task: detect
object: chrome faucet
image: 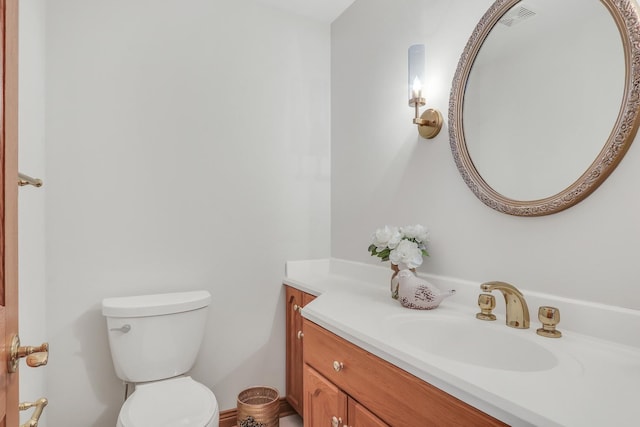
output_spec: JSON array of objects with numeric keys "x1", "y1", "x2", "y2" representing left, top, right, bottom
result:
[{"x1": 480, "y1": 281, "x2": 530, "y2": 329}]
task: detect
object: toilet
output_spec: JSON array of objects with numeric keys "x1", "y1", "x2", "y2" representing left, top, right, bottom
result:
[{"x1": 102, "y1": 290, "x2": 219, "y2": 427}]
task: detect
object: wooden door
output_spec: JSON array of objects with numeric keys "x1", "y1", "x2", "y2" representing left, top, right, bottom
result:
[
  {"x1": 0, "y1": 0, "x2": 20, "y2": 425},
  {"x1": 303, "y1": 365, "x2": 347, "y2": 427}
]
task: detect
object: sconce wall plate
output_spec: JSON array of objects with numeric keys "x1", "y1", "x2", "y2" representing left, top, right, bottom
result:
[{"x1": 416, "y1": 109, "x2": 443, "y2": 139}]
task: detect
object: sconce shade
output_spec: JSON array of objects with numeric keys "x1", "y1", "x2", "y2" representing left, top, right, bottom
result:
[
  {"x1": 408, "y1": 44, "x2": 426, "y2": 103},
  {"x1": 408, "y1": 43, "x2": 442, "y2": 139}
]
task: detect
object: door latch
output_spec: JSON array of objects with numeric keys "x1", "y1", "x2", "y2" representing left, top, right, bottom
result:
[{"x1": 8, "y1": 335, "x2": 49, "y2": 373}]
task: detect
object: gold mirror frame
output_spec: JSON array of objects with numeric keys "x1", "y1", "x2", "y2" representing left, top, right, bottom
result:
[{"x1": 449, "y1": 0, "x2": 640, "y2": 216}]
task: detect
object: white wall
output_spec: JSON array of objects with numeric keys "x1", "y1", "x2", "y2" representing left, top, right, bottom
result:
[
  {"x1": 18, "y1": 0, "x2": 47, "y2": 425},
  {"x1": 331, "y1": 0, "x2": 640, "y2": 310},
  {"x1": 45, "y1": 0, "x2": 330, "y2": 425}
]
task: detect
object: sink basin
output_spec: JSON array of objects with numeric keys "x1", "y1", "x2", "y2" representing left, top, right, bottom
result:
[{"x1": 391, "y1": 316, "x2": 558, "y2": 372}]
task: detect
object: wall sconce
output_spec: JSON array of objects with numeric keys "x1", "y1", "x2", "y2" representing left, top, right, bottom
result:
[{"x1": 408, "y1": 44, "x2": 442, "y2": 139}]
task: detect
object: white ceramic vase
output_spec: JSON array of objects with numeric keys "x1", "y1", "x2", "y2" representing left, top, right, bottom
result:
[{"x1": 390, "y1": 263, "x2": 414, "y2": 299}]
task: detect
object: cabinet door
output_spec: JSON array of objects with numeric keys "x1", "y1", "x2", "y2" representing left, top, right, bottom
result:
[
  {"x1": 286, "y1": 286, "x2": 304, "y2": 414},
  {"x1": 304, "y1": 365, "x2": 347, "y2": 427},
  {"x1": 286, "y1": 286, "x2": 317, "y2": 416},
  {"x1": 348, "y1": 399, "x2": 389, "y2": 427}
]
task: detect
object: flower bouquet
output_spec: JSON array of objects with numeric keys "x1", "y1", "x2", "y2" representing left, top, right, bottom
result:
[{"x1": 368, "y1": 224, "x2": 429, "y2": 270}]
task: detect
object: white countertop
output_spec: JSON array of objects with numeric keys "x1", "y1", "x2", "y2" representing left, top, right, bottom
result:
[{"x1": 283, "y1": 259, "x2": 640, "y2": 427}]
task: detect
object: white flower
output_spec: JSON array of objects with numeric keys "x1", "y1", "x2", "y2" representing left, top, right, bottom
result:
[
  {"x1": 401, "y1": 224, "x2": 429, "y2": 243},
  {"x1": 371, "y1": 225, "x2": 402, "y2": 251},
  {"x1": 369, "y1": 223, "x2": 430, "y2": 265},
  {"x1": 389, "y1": 240, "x2": 424, "y2": 269}
]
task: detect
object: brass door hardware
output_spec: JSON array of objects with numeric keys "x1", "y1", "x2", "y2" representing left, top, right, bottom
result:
[
  {"x1": 331, "y1": 416, "x2": 343, "y2": 427},
  {"x1": 480, "y1": 281, "x2": 530, "y2": 329},
  {"x1": 297, "y1": 331, "x2": 304, "y2": 340},
  {"x1": 8, "y1": 335, "x2": 49, "y2": 373},
  {"x1": 537, "y1": 306, "x2": 562, "y2": 338},
  {"x1": 332, "y1": 361, "x2": 344, "y2": 372},
  {"x1": 19, "y1": 397, "x2": 48, "y2": 427},
  {"x1": 475, "y1": 293, "x2": 496, "y2": 321},
  {"x1": 17, "y1": 172, "x2": 43, "y2": 188}
]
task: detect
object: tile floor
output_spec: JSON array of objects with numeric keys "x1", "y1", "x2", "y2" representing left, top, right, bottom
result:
[{"x1": 280, "y1": 414, "x2": 303, "y2": 427}]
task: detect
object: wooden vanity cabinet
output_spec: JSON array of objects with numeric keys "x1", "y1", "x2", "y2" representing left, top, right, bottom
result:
[
  {"x1": 303, "y1": 319, "x2": 507, "y2": 427},
  {"x1": 285, "y1": 286, "x2": 316, "y2": 416}
]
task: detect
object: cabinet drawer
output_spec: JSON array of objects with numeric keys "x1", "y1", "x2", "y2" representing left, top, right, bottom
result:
[{"x1": 303, "y1": 319, "x2": 507, "y2": 427}]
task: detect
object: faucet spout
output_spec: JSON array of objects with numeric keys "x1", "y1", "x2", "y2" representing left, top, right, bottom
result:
[{"x1": 480, "y1": 281, "x2": 530, "y2": 329}]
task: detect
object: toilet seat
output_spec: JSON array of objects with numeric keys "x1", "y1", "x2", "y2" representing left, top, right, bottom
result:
[{"x1": 118, "y1": 376, "x2": 218, "y2": 427}]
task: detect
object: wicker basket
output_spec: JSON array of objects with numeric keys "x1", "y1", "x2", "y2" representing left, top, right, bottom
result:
[{"x1": 237, "y1": 386, "x2": 280, "y2": 427}]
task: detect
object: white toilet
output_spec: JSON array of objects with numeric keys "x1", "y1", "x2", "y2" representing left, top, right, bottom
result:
[{"x1": 102, "y1": 290, "x2": 219, "y2": 427}]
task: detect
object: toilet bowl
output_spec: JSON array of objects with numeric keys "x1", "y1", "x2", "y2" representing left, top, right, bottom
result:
[
  {"x1": 117, "y1": 377, "x2": 219, "y2": 427},
  {"x1": 103, "y1": 291, "x2": 219, "y2": 427}
]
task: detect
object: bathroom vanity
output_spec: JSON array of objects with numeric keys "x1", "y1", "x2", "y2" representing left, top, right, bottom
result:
[
  {"x1": 286, "y1": 285, "x2": 504, "y2": 426},
  {"x1": 283, "y1": 259, "x2": 640, "y2": 426}
]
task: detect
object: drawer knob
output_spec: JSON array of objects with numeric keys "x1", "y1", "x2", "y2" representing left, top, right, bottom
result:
[
  {"x1": 333, "y1": 361, "x2": 344, "y2": 372},
  {"x1": 331, "y1": 416, "x2": 343, "y2": 427},
  {"x1": 297, "y1": 331, "x2": 304, "y2": 340}
]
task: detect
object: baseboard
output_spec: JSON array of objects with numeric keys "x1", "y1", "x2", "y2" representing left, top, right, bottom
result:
[
  {"x1": 278, "y1": 398, "x2": 297, "y2": 418},
  {"x1": 219, "y1": 398, "x2": 297, "y2": 427}
]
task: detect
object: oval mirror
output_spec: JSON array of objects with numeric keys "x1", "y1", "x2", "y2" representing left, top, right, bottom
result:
[{"x1": 449, "y1": 0, "x2": 640, "y2": 216}]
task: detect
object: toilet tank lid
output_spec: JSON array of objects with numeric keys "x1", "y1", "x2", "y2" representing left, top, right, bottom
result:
[{"x1": 102, "y1": 290, "x2": 212, "y2": 318}]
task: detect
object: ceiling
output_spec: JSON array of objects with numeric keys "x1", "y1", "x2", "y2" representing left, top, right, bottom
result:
[{"x1": 253, "y1": 0, "x2": 356, "y2": 22}]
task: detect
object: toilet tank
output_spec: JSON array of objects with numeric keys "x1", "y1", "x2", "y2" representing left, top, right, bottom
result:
[{"x1": 102, "y1": 290, "x2": 212, "y2": 383}]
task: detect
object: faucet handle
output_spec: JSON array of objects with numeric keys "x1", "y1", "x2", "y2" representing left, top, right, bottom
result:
[
  {"x1": 536, "y1": 306, "x2": 562, "y2": 338},
  {"x1": 476, "y1": 294, "x2": 496, "y2": 321}
]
